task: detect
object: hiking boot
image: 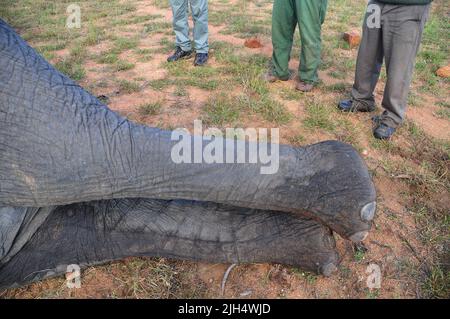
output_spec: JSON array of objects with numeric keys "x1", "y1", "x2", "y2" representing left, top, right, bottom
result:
[
  {"x1": 338, "y1": 99, "x2": 376, "y2": 112},
  {"x1": 373, "y1": 121, "x2": 396, "y2": 140},
  {"x1": 262, "y1": 72, "x2": 289, "y2": 83},
  {"x1": 194, "y1": 53, "x2": 208, "y2": 66},
  {"x1": 167, "y1": 47, "x2": 193, "y2": 62},
  {"x1": 296, "y1": 81, "x2": 314, "y2": 92}
]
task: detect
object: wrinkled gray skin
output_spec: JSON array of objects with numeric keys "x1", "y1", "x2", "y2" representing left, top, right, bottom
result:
[
  {"x1": 0, "y1": 199, "x2": 339, "y2": 289},
  {"x1": 0, "y1": 19, "x2": 375, "y2": 288},
  {"x1": 0, "y1": 20, "x2": 376, "y2": 239}
]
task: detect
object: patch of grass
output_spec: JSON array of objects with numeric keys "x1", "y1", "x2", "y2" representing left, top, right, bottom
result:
[
  {"x1": 303, "y1": 102, "x2": 335, "y2": 132},
  {"x1": 114, "y1": 60, "x2": 135, "y2": 71},
  {"x1": 165, "y1": 61, "x2": 219, "y2": 90},
  {"x1": 354, "y1": 250, "x2": 366, "y2": 263},
  {"x1": 370, "y1": 138, "x2": 396, "y2": 153},
  {"x1": 288, "y1": 134, "x2": 306, "y2": 146},
  {"x1": 113, "y1": 37, "x2": 139, "y2": 53},
  {"x1": 328, "y1": 70, "x2": 347, "y2": 80},
  {"x1": 323, "y1": 82, "x2": 348, "y2": 93},
  {"x1": 118, "y1": 79, "x2": 141, "y2": 93},
  {"x1": 302, "y1": 272, "x2": 318, "y2": 285},
  {"x1": 37, "y1": 42, "x2": 67, "y2": 52},
  {"x1": 415, "y1": 8, "x2": 450, "y2": 94},
  {"x1": 55, "y1": 58, "x2": 85, "y2": 81},
  {"x1": 142, "y1": 21, "x2": 172, "y2": 35},
  {"x1": 220, "y1": 14, "x2": 270, "y2": 38},
  {"x1": 291, "y1": 268, "x2": 318, "y2": 284},
  {"x1": 243, "y1": 95, "x2": 292, "y2": 124},
  {"x1": 365, "y1": 289, "x2": 380, "y2": 299},
  {"x1": 422, "y1": 264, "x2": 450, "y2": 299},
  {"x1": 97, "y1": 52, "x2": 119, "y2": 64},
  {"x1": 279, "y1": 87, "x2": 304, "y2": 101},
  {"x1": 159, "y1": 37, "x2": 175, "y2": 52},
  {"x1": 135, "y1": 48, "x2": 154, "y2": 62},
  {"x1": 69, "y1": 43, "x2": 88, "y2": 63},
  {"x1": 138, "y1": 101, "x2": 163, "y2": 116},
  {"x1": 82, "y1": 24, "x2": 105, "y2": 46},
  {"x1": 435, "y1": 107, "x2": 450, "y2": 120},
  {"x1": 185, "y1": 78, "x2": 219, "y2": 90},
  {"x1": 202, "y1": 93, "x2": 241, "y2": 126},
  {"x1": 152, "y1": 0, "x2": 170, "y2": 9},
  {"x1": 149, "y1": 78, "x2": 174, "y2": 90},
  {"x1": 173, "y1": 86, "x2": 188, "y2": 97}
]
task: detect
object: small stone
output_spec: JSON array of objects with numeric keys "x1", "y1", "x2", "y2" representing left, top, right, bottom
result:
[
  {"x1": 436, "y1": 65, "x2": 450, "y2": 78},
  {"x1": 362, "y1": 149, "x2": 369, "y2": 157},
  {"x1": 343, "y1": 30, "x2": 361, "y2": 48},
  {"x1": 244, "y1": 37, "x2": 263, "y2": 49},
  {"x1": 240, "y1": 290, "x2": 252, "y2": 297}
]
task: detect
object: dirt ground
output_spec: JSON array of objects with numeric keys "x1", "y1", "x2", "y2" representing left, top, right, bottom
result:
[{"x1": 0, "y1": 0, "x2": 449, "y2": 299}]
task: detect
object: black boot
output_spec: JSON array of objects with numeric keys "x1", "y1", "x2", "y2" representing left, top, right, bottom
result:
[
  {"x1": 194, "y1": 53, "x2": 208, "y2": 66},
  {"x1": 167, "y1": 47, "x2": 193, "y2": 62}
]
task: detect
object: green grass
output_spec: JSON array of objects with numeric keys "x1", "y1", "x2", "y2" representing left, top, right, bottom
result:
[
  {"x1": 114, "y1": 60, "x2": 135, "y2": 71},
  {"x1": 82, "y1": 24, "x2": 106, "y2": 46},
  {"x1": 415, "y1": 7, "x2": 450, "y2": 94},
  {"x1": 422, "y1": 263, "x2": 450, "y2": 299},
  {"x1": 113, "y1": 37, "x2": 139, "y2": 52},
  {"x1": 241, "y1": 94, "x2": 292, "y2": 124},
  {"x1": 149, "y1": 78, "x2": 175, "y2": 90},
  {"x1": 303, "y1": 101, "x2": 335, "y2": 132},
  {"x1": 202, "y1": 93, "x2": 242, "y2": 126},
  {"x1": 118, "y1": 79, "x2": 141, "y2": 93},
  {"x1": 138, "y1": 101, "x2": 163, "y2": 116},
  {"x1": 173, "y1": 86, "x2": 188, "y2": 97},
  {"x1": 55, "y1": 58, "x2": 85, "y2": 81},
  {"x1": 142, "y1": 21, "x2": 172, "y2": 35},
  {"x1": 354, "y1": 249, "x2": 366, "y2": 263}
]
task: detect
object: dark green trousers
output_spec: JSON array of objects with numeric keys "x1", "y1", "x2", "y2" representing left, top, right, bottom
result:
[{"x1": 271, "y1": 0, "x2": 328, "y2": 83}]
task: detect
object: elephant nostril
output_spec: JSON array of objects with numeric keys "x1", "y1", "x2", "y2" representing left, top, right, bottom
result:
[{"x1": 360, "y1": 201, "x2": 376, "y2": 222}]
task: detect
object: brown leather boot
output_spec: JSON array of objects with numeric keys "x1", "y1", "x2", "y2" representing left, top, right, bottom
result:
[
  {"x1": 262, "y1": 72, "x2": 289, "y2": 83},
  {"x1": 296, "y1": 80, "x2": 314, "y2": 92}
]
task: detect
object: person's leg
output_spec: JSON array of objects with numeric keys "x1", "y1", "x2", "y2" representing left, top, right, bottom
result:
[
  {"x1": 271, "y1": 0, "x2": 297, "y2": 80},
  {"x1": 190, "y1": 0, "x2": 209, "y2": 54},
  {"x1": 349, "y1": 1, "x2": 384, "y2": 111},
  {"x1": 296, "y1": 0, "x2": 328, "y2": 85},
  {"x1": 170, "y1": 0, "x2": 191, "y2": 52},
  {"x1": 379, "y1": 4, "x2": 430, "y2": 129}
]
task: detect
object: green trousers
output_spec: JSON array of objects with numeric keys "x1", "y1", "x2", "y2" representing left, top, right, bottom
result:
[{"x1": 271, "y1": 0, "x2": 328, "y2": 83}]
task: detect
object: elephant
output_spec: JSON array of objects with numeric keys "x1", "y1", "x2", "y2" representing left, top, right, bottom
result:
[{"x1": 0, "y1": 19, "x2": 376, "y2": 289}]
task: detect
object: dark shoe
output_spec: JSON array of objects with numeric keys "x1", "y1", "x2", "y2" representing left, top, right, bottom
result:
[
  {"x1": 167, "y1": 47, "x2": 193, "y2": 62},
  {"x1": 373, "y1": 122, "x2": 396, "y2": 140},
  {"x1": 296, "y1": 81, "x2": 314, "y2": 92},
  {"x1": 194, "y1": 53, "x2": 208, "y2": 66},
  {"x1": 262, "y1": 72, "x2": 289, "y2": 83},
  {"x1": 338, "y1": 99, "x2": 376, "y2": 112}
]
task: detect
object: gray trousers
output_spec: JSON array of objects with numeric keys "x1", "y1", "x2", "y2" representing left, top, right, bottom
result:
[
  {"x1": 351, "y1": 2, "x2": 430, "y2": 128},
  {"x1": 170, "y1": 0, "x2": 209, "y2": 53}
]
